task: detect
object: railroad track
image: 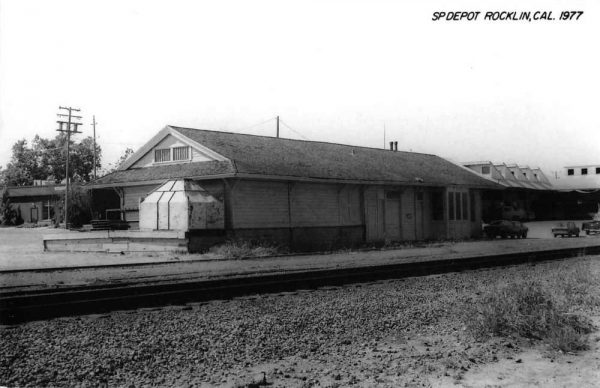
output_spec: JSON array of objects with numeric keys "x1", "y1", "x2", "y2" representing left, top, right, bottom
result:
[{"x1": 2, "y1": 245, "x2": 600, "y2": 324}]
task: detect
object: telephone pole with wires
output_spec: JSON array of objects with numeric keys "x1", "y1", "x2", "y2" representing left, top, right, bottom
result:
[
  {"x1": 91, "y1": 115, "x2": 98, "y2": 180},
  {"x1": 56, "y1": 106, "x2": 82, "y2": 229}
]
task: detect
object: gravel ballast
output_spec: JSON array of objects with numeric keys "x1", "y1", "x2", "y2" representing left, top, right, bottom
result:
[{"x1": 2, "y1": 256, "x2": 599, "y2": 387}]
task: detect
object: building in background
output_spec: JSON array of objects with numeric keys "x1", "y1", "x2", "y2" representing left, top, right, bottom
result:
[
  {"x1": 2, "y1": 183, "x2": 64, "y2": 224},
  {"x1": 547, "y1": 164, "x2": 600, "y2": 220},
  {"x1": 462, "y1": 161, "x2": 553, "y2": 222}
]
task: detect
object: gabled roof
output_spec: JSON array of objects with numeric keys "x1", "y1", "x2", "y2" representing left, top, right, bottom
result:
[{"x1": 90, "y1": 126, "x2": 501, "y2": 189}]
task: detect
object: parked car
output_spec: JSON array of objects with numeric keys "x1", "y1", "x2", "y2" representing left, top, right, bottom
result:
[
  {"x1": 582, "y1": 220, "x2": 600, "y2": 235},
  {"x1": 483, "y1": 220, "x2": 528, "y2": 239},
  {"x1": 552, "y1": 222, "x2": 580, "y2": 238}
]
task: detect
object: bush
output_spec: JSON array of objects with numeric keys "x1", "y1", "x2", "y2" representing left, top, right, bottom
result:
[
  {"x1": 209, "y1": 240, "x2": 281, "y2": 260},
  {"x1": 467, "y1": 277, "x2": 596, "y2": 352},
  {"x1": 52, "y1": 185, "x2": 93, "y2": 228},
  {"x1": 0, "y1": 187, "x2": 22, "y2": 226}
]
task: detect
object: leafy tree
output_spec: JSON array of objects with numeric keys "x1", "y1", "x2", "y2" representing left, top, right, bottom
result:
[
  {"x1": 101, "y1": 147, "x2": 134, "y2": 174},
  {"x1": 1, "y1": 135, "x2": 102, "y2": 185}
]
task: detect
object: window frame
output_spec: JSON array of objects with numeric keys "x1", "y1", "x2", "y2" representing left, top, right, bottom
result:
[
  {"x1": 172, "y1": 146, "x2": 190, "y2": 161},
  {"x1": 154, "y1": 148, "x2": 171, "y2": 163}
]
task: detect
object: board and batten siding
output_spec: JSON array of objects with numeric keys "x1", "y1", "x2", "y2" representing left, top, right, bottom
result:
[
  {"x1": 290, "y1": 184, "x2": 361, "y2": 227},
  {"x1": 231, "y1": 180, "x2": 289, "y2": 228},
  {"x1": 230, "y1": 180, "x2": 362, "y2": 229},
  {"x1": 364, "y1": 187, "x2": 385, "y2": 241}
]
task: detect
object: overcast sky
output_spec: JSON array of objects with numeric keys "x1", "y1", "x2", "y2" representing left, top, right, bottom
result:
[{"x1": 1, "y1": 0, "x2": 598, "y2": 177}]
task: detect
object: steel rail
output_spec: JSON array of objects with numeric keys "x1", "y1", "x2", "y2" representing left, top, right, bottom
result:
[{"x1": 2, "y1": 245, "x2": 600, "y2": 324}]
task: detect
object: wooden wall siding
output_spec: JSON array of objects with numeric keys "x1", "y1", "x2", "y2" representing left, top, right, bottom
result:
[
  {"x1": 231, "y1": 180, "x2": 289, "y2": 228},
  {"x1": 470, "y1": 190, "x2": 483, "y2": 237},
  {"x1": 230, "y1": 181, "x2": 362, "y2": 229},
  {"x1": 123, "y1": 184, "x2": 159, "y2": 222},
  {"x1": 400, "y1": 188, "x2": 416, "y2": 241},
  {"x1": 364, "y1": 187, "x2": 385, "y2": 242},
  {"x1": 338, "y1": 185, "x2": 362, "y2": 225},
  {"x1": 290, "y1": 183, "x2": 360, "y2": 227},
  {"x1": 131, "y1": 134, "x2": 213, "y2": 168}
]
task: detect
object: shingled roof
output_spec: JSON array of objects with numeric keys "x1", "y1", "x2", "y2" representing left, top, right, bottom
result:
[{"x1": 91, "y1": 126, "x2": 500, "y2": 189}]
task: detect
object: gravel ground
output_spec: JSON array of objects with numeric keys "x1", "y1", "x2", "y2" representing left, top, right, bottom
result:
[{"x1": 2, "y1": 256, "x2": 600, "y2": 387}]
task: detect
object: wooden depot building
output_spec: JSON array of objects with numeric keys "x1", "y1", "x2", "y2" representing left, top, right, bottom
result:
[{"x1": 87, "y1": 126, "x2": 500, "y2": 251}]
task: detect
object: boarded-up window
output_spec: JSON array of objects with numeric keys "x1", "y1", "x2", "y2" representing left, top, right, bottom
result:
[
  {"x1": 448, "y1": 192, "x2": 455, "y2": 221},
  {"x1": 154, "y1": 148, "x2": 170, "y2": 163},
  {"x1": 173, "y1": 146, "x2": 190, "y2": 161},
  {"x1": 432, "y1": 190, "x2": 444, "y2": 220}
]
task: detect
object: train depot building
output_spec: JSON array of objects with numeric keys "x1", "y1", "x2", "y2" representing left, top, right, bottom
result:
[{"x1": 80, "y1": 126, "x2": 500, "y2": 252}]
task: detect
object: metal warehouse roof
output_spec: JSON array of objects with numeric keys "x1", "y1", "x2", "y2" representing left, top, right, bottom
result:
[{"x1": 91, "y1": 126, "x2": 501, "y2": 189}]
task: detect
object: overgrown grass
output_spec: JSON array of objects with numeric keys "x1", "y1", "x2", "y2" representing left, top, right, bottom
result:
[
  {"x1": 209, "y1": 240, "x2": 281, "y2": 260},
  {"x1": 466, "y1": 261, "x2": 599, "y2": 352}
]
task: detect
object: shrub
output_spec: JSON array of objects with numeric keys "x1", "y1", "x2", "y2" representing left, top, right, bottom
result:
[
  {"x1": 467, "y1": 277, "x2": 596, "y2": 352},
  {"x1": 209, "y1": 240, "x2": 281, "y2": 260},
  {"x1": 67, "y1": 185, "x2": 93, "y2": 227},
  {"x1": 0, "y1": 187, "x2": 21, "y2": 226}
]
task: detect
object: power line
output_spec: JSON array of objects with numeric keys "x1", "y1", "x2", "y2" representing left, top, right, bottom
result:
[
  {"x1": 233, "y1": 117, "x2": 277, "y2": 133},
  {"x1": 279, "y1": 119, "x2": 310, "y2": 141}
]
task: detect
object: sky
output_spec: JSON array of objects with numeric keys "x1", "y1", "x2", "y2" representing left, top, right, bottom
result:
[{"x1": 1, "y1": 0, "x2": 598, "y2": 178}]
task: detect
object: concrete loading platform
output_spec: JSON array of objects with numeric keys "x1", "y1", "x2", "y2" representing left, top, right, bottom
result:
[{"x1": 43, "y1": 230, "x2": 188, "y2": 253}]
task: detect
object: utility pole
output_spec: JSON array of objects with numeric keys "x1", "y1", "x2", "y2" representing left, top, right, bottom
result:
[
  {"x1": 92, "y1": 115, "x2": 97, "y2": 180},
  {"x1": 57, "y1": 106, "x2": 82, "y2": 229},
  {"x1": 276, "y1": 116, "x2": 280, "y2": 138}
]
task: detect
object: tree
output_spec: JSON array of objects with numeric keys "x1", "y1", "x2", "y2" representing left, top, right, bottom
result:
[
  {"x1": 1, "y1": 135, "x2": 102, "y2": 185},
  {"x1": 101, "y1": 147, "x2": 134, "y2": 175}
]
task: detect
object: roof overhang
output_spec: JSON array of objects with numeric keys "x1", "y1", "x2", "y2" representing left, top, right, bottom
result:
[{"x1": 87, "y1": 171, "x2": 501, "y2": 190}]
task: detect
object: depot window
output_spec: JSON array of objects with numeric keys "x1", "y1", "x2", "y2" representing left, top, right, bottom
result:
[
  {"x1": 596, "y1": 167, "x2": 600, "y2": 174},
  {"x1": 154, "y1": 148, "x2": 171, "y2": 163},
  {"x1": 567, "y1": 169, "x2": 574, "y2": 176},
  {"x1": 481, "y1": 166, "x2": 490, "y2": 174},
  {"x1": 581, "y1": 168, "x2": 588, "y2": 175},
  {"x1": 173, "y1": 146, "x2": 190, "y2": 161}
]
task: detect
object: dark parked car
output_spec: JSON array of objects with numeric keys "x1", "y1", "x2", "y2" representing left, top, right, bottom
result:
[
  {"x1": 582, "y1": 220, "x2": 600, "y2": 235},
  {"x1": 483, "y1": 220, "x2": 528, "y2": 239}
]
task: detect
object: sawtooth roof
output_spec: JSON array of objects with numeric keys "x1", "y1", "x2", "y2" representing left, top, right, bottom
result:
[{"x1": 91, "y1": 126, "x2": 501, "y2": 189}]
